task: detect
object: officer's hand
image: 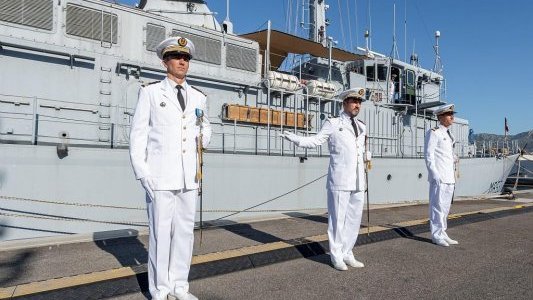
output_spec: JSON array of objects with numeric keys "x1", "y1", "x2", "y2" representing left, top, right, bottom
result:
[
  {"x1": 281, "y1": 130, "x2": 297, "y2": 142},
  {"x1": 432, "y1": 177, "x2": 441, "y2": 184},
  {"x1": 364, "y1": 151, "x2": 372, "y2": 162},
  {"x1": 140, "y1": 177, "x2": 155, "y2": 201}
]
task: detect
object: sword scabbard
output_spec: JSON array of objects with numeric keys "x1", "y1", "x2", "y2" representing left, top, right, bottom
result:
[{"x1": 196, "y1": 133, "x2": 203, "y2": 181}]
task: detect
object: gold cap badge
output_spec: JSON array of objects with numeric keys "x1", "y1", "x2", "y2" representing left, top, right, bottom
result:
[{"x1": 178, "y1": 37, "x2": 187, "y2": 47}]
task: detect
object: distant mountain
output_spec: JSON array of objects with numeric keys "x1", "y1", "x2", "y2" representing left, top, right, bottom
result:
[{"x1": 473, "y1": 130, "x2": 533, "y2": 152}]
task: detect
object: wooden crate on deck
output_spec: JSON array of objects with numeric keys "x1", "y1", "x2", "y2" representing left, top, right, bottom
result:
[
  {"x1": 225, "y1": 104, "x2": 312, "y2": 128},
  {"x1": 271, "y1": 110, "x2": 281, "y2": 125},
  {"x1": 225, "y1": 104, "x2": 240, "y2": 121},
  {"x1": 238, "y1": 105, "x2": 250, "y2": 122},
  {"x1": 249, "y1": 107, "x2": 260, "y2": 123},
  {"x1": 297, "y1": 113, "x2": 305, "y2": 128},
  {"x1": 259, "y1": 108, "x2": 269, "y2": 124},
  {"x1": 225, "y1": 104, "x2": 250, "y2": 122},
  {"x1": 284, "y1": 112, "x2": 295, "y2": 127}
]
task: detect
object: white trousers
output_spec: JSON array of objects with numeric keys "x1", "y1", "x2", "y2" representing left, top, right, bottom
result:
[
  {"x1": 327, "y1": 189, "x2": 365, "y2": 263},
  {"x1": 429, "y1": 181, "x2": 455, "y2": 240},
  {"x1": 146, "y1": 189, "x2": 197, "y2": 300}
]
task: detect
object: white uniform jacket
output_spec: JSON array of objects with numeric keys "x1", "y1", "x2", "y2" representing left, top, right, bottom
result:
[
  {"x1": 424, "y1": 124, "x2": 455, "y2": 184},
  {"x1": 292, "y1": 112, "x2": 367, "y2": 191},
  {"x1": 129, "y1": 78, "x2": 212, "y2": 190}
]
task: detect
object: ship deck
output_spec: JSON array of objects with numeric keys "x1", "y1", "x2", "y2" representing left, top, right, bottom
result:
[{"x1": 1, "y1": 190, "x2": 532, "y2": 299}]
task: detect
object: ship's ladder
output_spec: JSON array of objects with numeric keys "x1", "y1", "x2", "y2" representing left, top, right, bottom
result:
[{"x1": 98, "y1": 61, "x2": 113, "y2": 144}]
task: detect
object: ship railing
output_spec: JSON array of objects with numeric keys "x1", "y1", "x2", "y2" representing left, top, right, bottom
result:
[
  {"x1": 0, "y1": 41, "x2": 95, "y2": 69},
  {"x1": 1, "y1": 89, "x2": 316, "y2": 155},
  {"x1": 2, "y1": 111, "x2": 438, "y2": 159},
  {"x1": 366, "y1": 134, "x2": 412, "y2": 158},
  {"x1": 35, "y1": 116, "x2": 132, "y2": 148},
  {"x1": 208, "y1": 120, "x2": 440, "y2": 159},
  {"x1": 0, "y1": 93, "x2": 105, "y2": 106},
  {"x1": 1, "y1": 94, "x2": 486, "y2": 159},
  {"x1": 0, "y1": 93, "x2": 134, "y2": 147},
  {"x1": 472, "y1": 140, "x2": 520, "y2": 158}
]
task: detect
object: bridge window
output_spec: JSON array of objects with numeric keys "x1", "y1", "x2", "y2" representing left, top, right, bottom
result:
[
  {"x1": 377, "y1": 64, "x2": 387, "y2": 81},
  {"x1": 406, "y1": 70, "x2": 415, "y2": 87},
  {"x1": 66, "y1": 4, "x2": 118, "y2": 44},
  {"x1": 366, "y1": 65, "x2": 375, "y2": 81},
  {"x1": 0, "y1": 0, "x2": 53, "y2": 30}
]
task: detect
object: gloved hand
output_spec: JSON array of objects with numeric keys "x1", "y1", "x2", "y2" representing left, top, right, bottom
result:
[
  {"x1": 140, "y1": 177, "x2": 155, "y2": 200},
  {"x1": 280, "y1": 130, "x2": 298, "y2": 143},
  {"x1": 364, "y1": 151, "x2": 372, "y2": 162}
]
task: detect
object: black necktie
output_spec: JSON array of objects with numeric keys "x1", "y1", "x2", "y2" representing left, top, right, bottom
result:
[
  {"x1": 447, "y1": 129, "x2": 455, "y2": 148},
  {"x1": 176, "y1": 85, "x2": 186, "y2": 111},
  {"x1": 350, "y1": 117, "x2": 359, "y2": 137}
]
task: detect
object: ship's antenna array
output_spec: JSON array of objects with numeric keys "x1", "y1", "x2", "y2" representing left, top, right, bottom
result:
[
  {"x1": 354, "y1": 0, "x2": 359, "y2": 50},
  {"x1": 432, "y1": 30, "x2": 443, "y2": 74},
  {"x1": 346, "y1": 0, "x2": 353, "y2": 51},
  {"x1": 410, "y1": 39, "x2": 419, "y2": 67},
  {"x1": 337, "y1": 0, "x2": 346, "y2": 49},
  {"x1": 285, "y1": 0, "x2": 291, "y2": 34},
  {"x1": 367, "y1": 0, "x2": 372, "y2": 50},
  {"x1": 404, "y1": 0, "x2": 407, "y2": 62},
  {"x1": 364, "y1": 30, "x2": 370, "y2": 52},
  {"x1": 390, "y1": 1, "x2": 400, "y2": 59}
]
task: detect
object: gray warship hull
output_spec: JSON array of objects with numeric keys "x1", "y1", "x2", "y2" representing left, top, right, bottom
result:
[{"x1": 0, "y1": 143, "x2": 517, "y2": 241}]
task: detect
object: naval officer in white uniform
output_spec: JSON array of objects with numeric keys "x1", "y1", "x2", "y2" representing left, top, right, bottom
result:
[
  {"x1": 424, "y1": 104, "x2": 459, "y2": 247},
  {"x1": 282, "y1": 88, "x2": 371, "y2": 271},
  {"x1": 130, "y1": 37, "x2": 211, "y2": 300}
]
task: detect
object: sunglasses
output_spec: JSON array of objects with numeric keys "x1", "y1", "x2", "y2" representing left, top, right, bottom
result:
[
  {"x1": 343, "y1": 97, "x2": 363, "y2": 103},
  {"x1": 441, "y1": 112, "x2": 455, "y2": 116},
  {"x1": 164, "y1": 53, "x2": 191, "y2": 61}
]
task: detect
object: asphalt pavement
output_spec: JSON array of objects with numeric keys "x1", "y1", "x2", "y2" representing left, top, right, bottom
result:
[
  {"x1": 109, "y1": 210, "x2": 533, "y2": 300},
  {"x1": 1, "y1": 194, "x2": 531, "y2": 300}
]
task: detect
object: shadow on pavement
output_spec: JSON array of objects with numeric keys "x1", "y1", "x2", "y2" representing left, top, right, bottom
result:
[
  {"x1": 0, "y1": 226, "x2": 35, "y2": 288},
  {"x1": 217, "y1": 220, "x2": 332, "y2": 267},
  {"x1": 391, "y1": 226, "x2": 433, "y2": 244},
  {"x1": 217, "y1": 220, "x2": 282, "y2": 244},
  {"x1": 94, "y1": 230, "x2": 149, "y2": 299},
  {"x1": 283, "y1": 212, "x2": 329, "y2": 224}
]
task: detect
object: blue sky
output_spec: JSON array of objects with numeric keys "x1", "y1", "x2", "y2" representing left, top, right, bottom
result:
[{"x1": 122, "y1": 0, "x2": 532, "y2": 135}]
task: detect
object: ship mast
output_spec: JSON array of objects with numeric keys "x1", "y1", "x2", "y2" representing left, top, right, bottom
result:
[{"x1": 307, "y1": 0, "x2": 329, "y2": 46}]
